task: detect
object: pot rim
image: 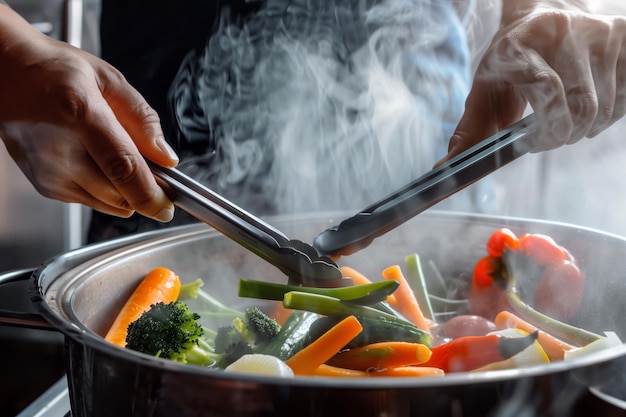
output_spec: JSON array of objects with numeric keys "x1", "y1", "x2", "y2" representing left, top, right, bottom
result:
[{"x1": 28, "y1": 210, "x2": 626, "y2": 389}]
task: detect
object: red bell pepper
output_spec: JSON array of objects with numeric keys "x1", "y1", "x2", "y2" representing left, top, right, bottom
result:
[
  {"x1": 468, "y1": 256, "x2": 507, "y2": 320},
  {"x1": 421, "y1": 332, "x2": 538, "y2": 373},
  {"x1": 469, "y1": 228, "x2": 585, "y2": 321}
]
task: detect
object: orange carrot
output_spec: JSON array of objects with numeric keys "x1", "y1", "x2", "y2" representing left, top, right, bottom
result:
[
  {"x1": 327, "y1": 342, "x2": 432, "y2": 371},
  {"x1": 104, "y1": 267, "x2": 181, "y2": 347},
  {"x1": 340, "y1": 266, "x2": 374, "y2": 285},
  {"x1": 340, "y1": 266, "x2": 398, "y2": 305},
  {"x1": 382, "y1": 265, "x2": 431, "y2": 333},
  {"x1": 311, "y1": 364, "x2": 369, "y2": 378},
  {"x1": 312, "y1": 363, "x2": 444, "y2": 378},
  {"x1": 369, "y1": 366, "x2": 445, "y2": 378},
  {"x1": 270, "y1": 301, "x2": 293, "y2": 326},
  {"x1": 494, "y1": 310, "x2": 575, "y2": 361},
  {"x1": 285, "y1": 315, "x2": 363, "y2": 375}
]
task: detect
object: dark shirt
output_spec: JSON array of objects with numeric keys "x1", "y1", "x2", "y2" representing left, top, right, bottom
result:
[
  {"x1": 99, "y1": 0, "x2": 260, "y2": 148},
  {"x1": 89, "y1": 0, "x2": 472, "y2": 243},
  {"x1": 90, "y1": 1, "x2": 262, "y2": 242}
]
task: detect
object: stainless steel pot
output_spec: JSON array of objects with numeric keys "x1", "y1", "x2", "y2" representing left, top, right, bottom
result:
[{"x1": 3, "y1": 211, "x2": 626, "y2": 417}]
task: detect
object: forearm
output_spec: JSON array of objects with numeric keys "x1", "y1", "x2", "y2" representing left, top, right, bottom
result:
[
  {"x1": 0, "y1": 1, "x2": 49, "y2": 54},
  {"x1": 0, "y1": 3, "x2": 54, "y2": 128}
]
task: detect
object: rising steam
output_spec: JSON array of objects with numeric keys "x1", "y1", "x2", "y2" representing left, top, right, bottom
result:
[{"x1": 169, "y1": 0, "x2": 497, "y2": 216}]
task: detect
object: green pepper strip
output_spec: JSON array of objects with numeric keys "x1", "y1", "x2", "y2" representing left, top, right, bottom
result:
[
  {"x1": 238, "y1": 278, "x2": 399, "y2": 305},
  {"x1": 282, "y1": 291, "x2": 414, "y2": 328}
]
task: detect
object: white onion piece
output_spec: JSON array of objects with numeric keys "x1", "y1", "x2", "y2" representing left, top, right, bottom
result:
[
  {"x1": 564, "y1": 331, "x2": 623, "y2": 361},
  {"x1": 225, "y1": 354, "x2": 294, "y2": 377}
]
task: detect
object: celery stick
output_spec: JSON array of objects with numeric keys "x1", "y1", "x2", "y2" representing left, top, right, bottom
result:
[
  {"x1": 404, "y1": 254, "x2": 435, "y2": 321},
  {"x1": 282, "y1": 291, "x2": 411, "y2": 327},
  {"x1": 178, "y1": 278, "x2": 205, "y2": 300},
  {"x1": 505, "y1": 289, "x2": 601, "y2": 346},
  {"x1": 238, "y1": 278, "x2": 399, "y2": 305}
]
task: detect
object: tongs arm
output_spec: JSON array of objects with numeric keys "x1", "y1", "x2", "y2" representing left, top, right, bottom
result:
[
  {"x1": 313, "y1": 114, "x2": 539, "y2": 257},
  {"x1": 148, "y1": 162, "x2": 343, "y2": 286}
]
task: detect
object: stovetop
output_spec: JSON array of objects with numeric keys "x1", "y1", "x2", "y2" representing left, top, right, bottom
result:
[{"x1": 17, "y1": 376, "x2": 71, "y2": 417}]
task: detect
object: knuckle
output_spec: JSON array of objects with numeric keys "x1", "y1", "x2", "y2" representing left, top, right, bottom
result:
[
  {"x1": 133, "y1": 101, "x2": 162, "y2": 129},
  {"x1": 104, "y1": 157, "x2": 162, "y2": 212},
  {"x1": 54, "y1": 85, "x2": 90, "y2": 122},
  {"x1": 566, "y1": 87, "x2": 598, "y2": 127},
  {"x1": 103, "y1": 65, "x2": 127, "y2": 84},
  {"x1": 105, "y1": 154, "x2": 141, "y2": 186},
  {"x1": 610, "y1": 97, "x2": 626, "y2": 125},
  {"x1": 595, "y1": 103, "x2": 615, "y2": 127},
  {"x1": 114, "y1": 197, "x2": 133, "y2": 211},
  {"x1": 531, "y1": 70, "x2": 562, "y2": 89},
  {"x1": 613, "y1": 15, "x2": 626, "y2": 34}
]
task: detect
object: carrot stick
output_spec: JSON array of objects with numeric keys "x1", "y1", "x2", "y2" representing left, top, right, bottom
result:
[
  {"x1": 340, "y1": 266, "x2": 374, "y2": 285},
  {"x1": 311, "y1": 364, "x2": 369, "y2": 378},
  {"x1": 495, "y1": 310, "x2": 575, "y2": 361},
  {"x1": 285, "y1": 315, "x2": 363, "y2": 375},
  {"x1": 327, "y1": 342, "x2": 432, "y2": 371},
  {"x1": 104, "y1": 267, "x2": 181, "y2": 347},
  {"x1": 312, "y1": 364, "x2": 444, "y2": 378},
  {"x1": 381, "y1": 265, "x2": 431, "y2": 333},
  {"x1": 369, "y1": 366, "x2": 445, "y2": 378},
  {"x1": 340, "y1": 266, "x2": 398, "y2": 305},
  {"x1": 270, "y1": 301, "x2": 293, "y2": 326}
]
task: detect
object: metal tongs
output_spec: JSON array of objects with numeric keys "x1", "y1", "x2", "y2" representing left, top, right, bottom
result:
[
  {"x1": 149, "y1": 162, "x2": 345, "y2": 287},
  {"x1": 313, "y1": 114, "x2": 540, "y2": 258}
]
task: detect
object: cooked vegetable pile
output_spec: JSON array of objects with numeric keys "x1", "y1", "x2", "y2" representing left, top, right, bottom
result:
[{"x1": 103, "y1": 228, "x2": 622, "y2": 377}]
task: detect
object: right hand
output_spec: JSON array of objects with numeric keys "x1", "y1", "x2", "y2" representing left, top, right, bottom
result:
[
  {"x1": 441, "y1": 1, "x2": 626, "y2": 163},
  {"x1": 0, "y1": 5, "x2": 178, "y2": 222}
]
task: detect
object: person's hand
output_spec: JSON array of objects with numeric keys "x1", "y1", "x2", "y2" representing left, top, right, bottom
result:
[
  {"x1": 442, "y1": 1, "x2": 626, "y2": 162},
  {"x1": 0, "y1": 5, "x2": 178, "y2": 222}
]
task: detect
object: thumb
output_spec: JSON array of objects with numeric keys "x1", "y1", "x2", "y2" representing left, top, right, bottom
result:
[
  {"x1": 436, "y1": 80, "x2": 525, "y2": 167},
  {"x1": 97, "y1": 62, "x2": 179, "y2": 167}
]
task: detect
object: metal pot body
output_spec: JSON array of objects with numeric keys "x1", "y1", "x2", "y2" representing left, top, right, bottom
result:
[{"x1": 21, "y1": 212, "x2": 626, "y2": 416}]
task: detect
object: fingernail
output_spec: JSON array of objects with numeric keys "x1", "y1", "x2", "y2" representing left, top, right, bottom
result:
[
  {"x1": 153, "y1": 206, "x2": 175, "y2": 223},
  {"x1": 157, "y1": 140, "x2": 179, "y2": 163}
]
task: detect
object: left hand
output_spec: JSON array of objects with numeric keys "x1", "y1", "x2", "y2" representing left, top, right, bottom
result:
[{"x1": 443, "y1": 4, "x2": 626, "y2": 161}]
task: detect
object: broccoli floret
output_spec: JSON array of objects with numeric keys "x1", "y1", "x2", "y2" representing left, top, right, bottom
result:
[
  {"x1": 213, "y1": 326, "x2": 254, "y2": 367},
  {"x1": 125, "y1": 302, "x2": 281, "y2": 369},
  {"x1": 238, "y1": 306, "x2": 281, "y2": 345},
  {"x1": 125, "y1": 301, "x2": 217, "y2": 366},
  {"x1": 210, "y1": 307, "x2": 281, "y2": 367}
]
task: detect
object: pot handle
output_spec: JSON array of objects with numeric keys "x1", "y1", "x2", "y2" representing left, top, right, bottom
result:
[{"x1": 0, "y1": 268, "x2": 55, "y2": 330}]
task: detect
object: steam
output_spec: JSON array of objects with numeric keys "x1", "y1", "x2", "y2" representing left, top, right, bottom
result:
[{"x1": 169, "y1": 0, "x2": 481, "y2": 216}]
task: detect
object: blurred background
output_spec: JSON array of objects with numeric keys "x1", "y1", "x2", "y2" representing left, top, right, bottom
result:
[{"x1": 0, "y1": 0, "x2": 625, "y2": 416}]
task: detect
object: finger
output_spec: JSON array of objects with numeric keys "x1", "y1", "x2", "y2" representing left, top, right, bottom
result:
[
  {"x1": 31, "y1": 167, "x2": 136, "y2": 218},
  {"x1": 467, "y1": 30, "x2": 572, "y2": 152},
  {"x1": 510, "y1": 52, "x2": 573, "y2": 151},
  {"x1": 549, "y1": 25, "x2": 599, "y2": 143},
  {"x1": 608, "y1": 17, "x2": 626, "y2": 127},
  {"x1": 587, "y1": 18, "x2": 619, "y2": 137},
  {"x1": 96, "y1": 63, "x2": 179, "y2": 167},
  {"x1": 68, "y1": 155, "x2": 141, "y2": 213},
  {"x1": 444, "y1": 79, "x2": 525, "y2": 164},
  {"x1": 64, "y1": 185, "x2": 136, "y2": 218},
  {"x1": 23, "y1": 149, "x2": 140, "y2": 217},
  {"x1": 76, "y1": 95, "x2": 175, "y2": 222}
]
